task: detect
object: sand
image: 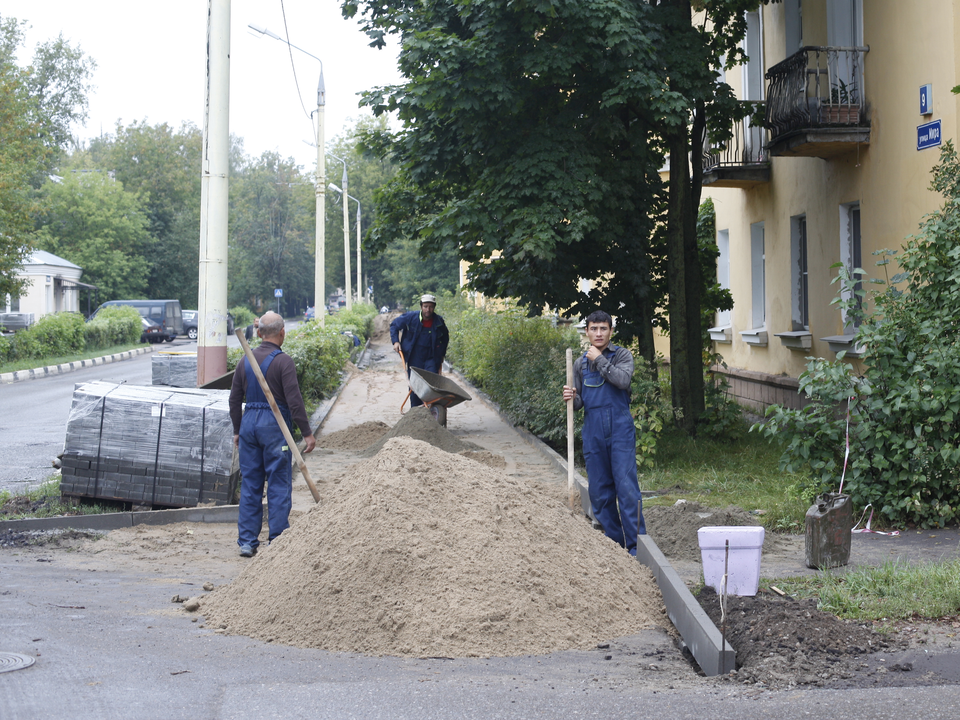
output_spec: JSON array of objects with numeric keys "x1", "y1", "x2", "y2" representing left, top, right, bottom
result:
[
  {"x1": 360, "y1": 405, "x2": 479, "y2": 457},
  {"x1": 200, "y1": 437, "x2": 668, "y2": 658}
]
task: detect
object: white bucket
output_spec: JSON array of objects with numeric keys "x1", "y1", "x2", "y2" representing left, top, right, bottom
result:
[{"x1": 697, "y1": 526, "x2": 765, "y2": 597}]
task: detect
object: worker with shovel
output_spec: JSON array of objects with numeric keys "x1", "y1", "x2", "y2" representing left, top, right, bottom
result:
[
  {"x1": 562, "y1": 310, "x2": 645, "y2": 556},
  {"x1": 229, "y1": 312, "x2": 316, "y2": 557},
  {"x1": 390, "y1": 294, "x2": 450, "y2": 407}
]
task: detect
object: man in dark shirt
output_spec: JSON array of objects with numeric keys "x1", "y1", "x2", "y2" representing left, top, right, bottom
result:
[
  {"x1": 229, "y1": 312, "x2": 316, "y2": 557},
  {"x1": 390, "y1": 294, "x2": 450, "y2": 407},
  {"x1": 562, "y1": 310, "x2": 645, "y2": 555}
]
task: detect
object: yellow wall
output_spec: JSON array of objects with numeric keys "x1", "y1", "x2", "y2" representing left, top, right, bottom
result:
[{"x1": 705, "y1": 0, "x2": 959, "y2": 378}]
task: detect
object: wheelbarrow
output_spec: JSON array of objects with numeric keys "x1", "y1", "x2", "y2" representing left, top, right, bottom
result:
[{"x1": 399, "y1": 350, "x2": 471, "y2": 426}]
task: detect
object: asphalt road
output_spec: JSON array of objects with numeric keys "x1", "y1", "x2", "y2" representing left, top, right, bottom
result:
[{"x1": 0, "y1": 336, "x2": 211, "y2": 495}]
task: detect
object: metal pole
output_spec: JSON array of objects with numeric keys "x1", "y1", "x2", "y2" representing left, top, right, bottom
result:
[
  {"x1": 356, "y1": 200, "x2": 362, "y2": 304},
  {"x1": 341, "y1": 164, "x2": 352, "y2": 310},
  {"x1": 315, "y1": 74, "x2": 326, "y2": 327},
  {"x1": 197, "y1": 0, "x2": 231, "y2": 386}
]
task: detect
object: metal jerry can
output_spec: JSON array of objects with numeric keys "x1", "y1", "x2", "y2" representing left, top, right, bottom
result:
[{"x1": 805, "y1": 493, "x2": 852, "y2": 569}]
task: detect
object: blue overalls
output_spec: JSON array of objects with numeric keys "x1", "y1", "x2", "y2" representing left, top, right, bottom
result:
[
  {"x1": 237, "y1": 350, "x2": 293, "y2": 551},
  {"x1": 407, "y1": 320, "x2": 440, "y2": 407},
  {"x1": 580, "y1": 347, "x2": 646, "y2": 555}
]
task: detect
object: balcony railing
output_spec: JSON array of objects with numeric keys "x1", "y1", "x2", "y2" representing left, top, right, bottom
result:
[
  {"x1": 703, "y1": 103, "x2": 767, "y2": 173},
  {"x1": 765, "y1": 46, "x2": 869, "y2": 141}
]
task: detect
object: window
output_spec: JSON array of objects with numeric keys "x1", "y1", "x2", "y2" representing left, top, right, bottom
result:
[
  {"x1": 743, "y1": 10, "x2": 764, "y2": 160},
  {"x1": 840, "y1": 202, "x2": 862, "y2": 329},
  {"x1": 791, "y1": 215, "x2": 809, "y2": 330},
  {"x1": 716, "y1": 229, "x2": 731, "y2": 328},
  {"x1": 784, "y1": 0, "x2": 802, "y2": 53},
  {"x1": 751, "y1": 222, "x2": 765, "y2": 329}
]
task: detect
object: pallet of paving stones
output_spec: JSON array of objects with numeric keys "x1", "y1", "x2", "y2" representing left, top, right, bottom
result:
[
  {"x1": 59, "y1": 381, "x2": 239, "y2": 508},
  {"x1": 152, "y1": 351, "x2": 198, "y2": 387}
]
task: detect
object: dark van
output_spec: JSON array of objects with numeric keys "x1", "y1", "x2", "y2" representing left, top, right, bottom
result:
[{"x1": 94, "y1": 300, "x2": 183, "y2": 342}]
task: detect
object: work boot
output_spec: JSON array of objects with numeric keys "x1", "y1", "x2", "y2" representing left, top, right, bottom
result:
[{"x1": 238, "y1": 544, "x2": 257, "y2": 558}]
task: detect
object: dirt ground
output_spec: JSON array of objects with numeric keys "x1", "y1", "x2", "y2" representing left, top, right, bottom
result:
[{"x1": 3, "y1": 319, "x2": 960, "y2": 693}]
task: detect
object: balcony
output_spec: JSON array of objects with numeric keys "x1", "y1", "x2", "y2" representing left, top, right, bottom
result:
[
  {"x1": 765, "y1": 46, "x2": 870, "y2": 159},
  {"x1": 702, "y1": 104, "x2": 770, "y2": 188}
]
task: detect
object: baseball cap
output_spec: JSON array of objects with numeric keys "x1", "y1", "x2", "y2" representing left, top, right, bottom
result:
[{"x1": 420, "y1": 294, "x2": 437, "y2": 304}]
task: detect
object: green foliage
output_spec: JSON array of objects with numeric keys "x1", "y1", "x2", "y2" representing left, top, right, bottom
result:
[
  {"x1": 447, "y1": 306, "x2": 581, "y2": 444},
  {"x1": 757, "y1": 142, "x2": 960, "y2": 528},
  {"x1": 328, "y1": 303, "x2": 376, "y2": 341},
  {"x1": 631, "y1": 356, "x2": 677, "y2": 469},
  {"x1": 229, "y1": 306, "x2": 256, "y2": 329},
  {"x1": 34, "y1": 172, "x2": 152, "y2": 301},
  {"x1": 10, "y1": 312, "x2": 85, "y2": 359},
  {"x1": 0, "y1": 334, "x2": 12, "y2": 363},
  {"x1": 229, "y1": 151, "x2": 315, "y2": 316},
  {"x1": 84, "y1": 305, "x2": 142, "y2": 348},
  {"x1": 282, "y1": 323, "x2": 352, "y2": 403},
  {"x1": 84, "y1": 121, "x2": 203, "y2": 308}
]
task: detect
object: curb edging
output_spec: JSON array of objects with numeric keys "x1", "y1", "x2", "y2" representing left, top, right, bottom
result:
[
  {"x1": 0, "y1": 346, "x2": 154, "y2": 385},
  {"x1": 0, "y1": 504, "x2": 238, "y2": 534}
]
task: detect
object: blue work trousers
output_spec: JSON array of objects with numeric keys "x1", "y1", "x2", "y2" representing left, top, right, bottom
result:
[
  {"x1": 407, "y1": 349, "x2": 439, "y2": 408},
  {"x1": 237, "y1": 407, "x2": 292, "y2": 550}
]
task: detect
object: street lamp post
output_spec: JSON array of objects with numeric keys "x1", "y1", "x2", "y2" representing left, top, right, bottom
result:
[
  {"x1": 248, "y1": 23, "x2": 326, "y2": 326},
  {"x1": 329, "y1": 183, "x2": 361, "y2": 304},
  {"x1": 328, "y1": 154, "x2": 352, "y2": 311}
]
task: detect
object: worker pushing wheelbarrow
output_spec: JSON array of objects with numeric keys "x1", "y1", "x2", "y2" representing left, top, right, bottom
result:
[{"x1": 390, "y1": 293, "x2": 470, "y2": 426}]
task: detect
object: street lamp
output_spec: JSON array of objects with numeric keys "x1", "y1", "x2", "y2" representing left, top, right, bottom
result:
[
  {"x1": 328, "y1": 154, "x2": 352, "y2": 311},
  {"x1": 248, "y1": 23, "x2": 326, "y2": 327},
  {"x1": 329, "y1": 183, "x2": 362, "y2": 303}
]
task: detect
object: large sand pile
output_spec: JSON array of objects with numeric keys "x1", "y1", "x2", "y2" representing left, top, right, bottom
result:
[
  {"x1": 200, "y1": 437, "x2": 668, "y2": 657},
  {"x1": 360, "y1": 405, "x2": 478, "y2": 456}
]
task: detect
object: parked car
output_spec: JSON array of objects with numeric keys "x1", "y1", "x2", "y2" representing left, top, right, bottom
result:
[
  {"x1": 304, "y1": 306, "x2": 315, "y2": 321},
  {"x1": 140, "y1": 316, "x2": 165, "y2": 344},
  {"x1": 92, "y1": 299, "x2": 183, "y2": 342},
  {"x1": 181, "y1": 310, "x2": 234, "y2": 340}
]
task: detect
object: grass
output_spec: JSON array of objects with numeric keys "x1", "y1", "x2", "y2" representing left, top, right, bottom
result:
[
  {"x1": 0, "y1": 477, "x2": 122, "y2": 520},
  {"x1": 769, "y1": 559, "x2": 960, "y2": 622},
  {"x1": 0, "y1": 341, "x2": 149, "y2": 374},
  {"x1": 641, "y1": 425, "x2": 810, "y2": 533}
]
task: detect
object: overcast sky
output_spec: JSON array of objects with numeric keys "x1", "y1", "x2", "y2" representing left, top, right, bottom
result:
[{"x1": 3, "y1": 0, "x2": 403, "y2": 171}]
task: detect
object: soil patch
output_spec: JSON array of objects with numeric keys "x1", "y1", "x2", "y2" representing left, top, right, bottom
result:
[
  {"x1": 645, "y1": 500, "x2": 786, "y2": 563},
  {"x1": 0, "y1": 528, "x2": 102, "y2": 549},
  {"x1": 360, "y1": 406, "x2": 480, "y2": 457},
  {"x1": 697, "y1": 587, "x2": 904, "y2": 689},
  {"x1": 319, "y1": 421, "x2": 390, "y2": 450},
  {"x1": 200, "y1": 437, "x2": 669, "y2": 657}
]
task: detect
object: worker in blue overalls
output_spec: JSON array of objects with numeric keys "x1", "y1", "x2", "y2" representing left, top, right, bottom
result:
[
  {"x1": 563, "y1": 310, "x2": 645, "y2": 555},
  {"x1": 390, "y1": 294, "x2": 450, "y2": 406},
  {"x1": 229, "y1": 312, "x2": 315, "y2": 557}
]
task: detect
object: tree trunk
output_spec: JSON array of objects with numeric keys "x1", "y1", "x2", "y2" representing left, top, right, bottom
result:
[{"x1": 667, "y1": 128, "x2": 697, "y2": 433}]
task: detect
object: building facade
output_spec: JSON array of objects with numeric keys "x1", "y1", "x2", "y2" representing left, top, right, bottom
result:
[
  {"x1": 3, "y1": 250, "x2": 90, "y2": 325},
  {"x1": 703, "y1": 0, "x2": 955, "y2": 412}
]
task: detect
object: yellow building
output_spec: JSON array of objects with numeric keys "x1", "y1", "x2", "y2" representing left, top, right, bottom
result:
[{"x1": 702, "y1": 0, "x2": 953, "y2": 412}]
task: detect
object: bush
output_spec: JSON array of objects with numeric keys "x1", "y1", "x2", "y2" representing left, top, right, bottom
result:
[
  {"x1": 0, "y1": 334, "x2": 11, "y2": 363},
  {"x1": 283, "y1": 323, "x2": 352, "y2": 402},
  {"x1": 12, "y1": 312, "x2": 86, "y2": 359},
  {"x1": 329, "y1": 304, "x2": 376, "y2": 341},
  {"x1": 448, "y1": 306, "x2": 581, "y2": 445},
  {"x1": 229, "y1": 306, "x2": 256, "y2": 328},
  {"x1": 84, "y1": 305, "x2": 142, "y2": 348},
  {"x1": 757, "y1": 141, "x2": 960, "y2": 528}
]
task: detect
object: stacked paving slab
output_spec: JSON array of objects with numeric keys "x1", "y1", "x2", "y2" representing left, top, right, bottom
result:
[
  {"x1": 152, "y1": 352, "x2": 198, "y2": 387},
  {"x1": 60, "y1": 381, "x2": 238, "y2": 508}
]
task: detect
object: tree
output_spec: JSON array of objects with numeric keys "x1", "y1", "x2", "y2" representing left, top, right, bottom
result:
[
  {"x1": 83, "y1": 121, "x2": 204, "y2": 306},
  {"x1": 33, "y1": 172, "x2": 151, "y2": 301},
  {"x1": 229, "y1": 151, "x2": 315, "y2": 315},
  {"x1": 0, "y1": 16, "x2": 94, "y2": 300},
  {"x1": 342, "y1": 0, "x2": 761, "y2": 432}
]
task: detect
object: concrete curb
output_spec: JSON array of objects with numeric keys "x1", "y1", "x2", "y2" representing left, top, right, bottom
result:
[
  {"x1": 0, "y1": 346, "x2": 154, "y2": 385},
  {"x1": 636, "y1": 535, "x2": 735, "y2": 677},
  {"x1": 0, "y1": 504, "x2": 238, "y2": 533}
]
